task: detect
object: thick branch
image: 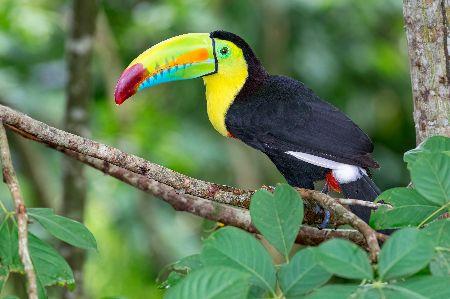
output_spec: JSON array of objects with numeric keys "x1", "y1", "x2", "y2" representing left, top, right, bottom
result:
[
  {"x1": 58, "y1": 147, "x2": 373, "y2": 248},
  {"x1": 0, "y1": 104, "x2": 386, "y2": 254},
  {"x1": 0, "y1": 105, "x2": 282, "y2": 212},
  {"x1": 403, "y1": 0, "x2": 450, "y2": 144},
  {"x1": 0, "y1": 124, "x2": 37, "y2": 299}
]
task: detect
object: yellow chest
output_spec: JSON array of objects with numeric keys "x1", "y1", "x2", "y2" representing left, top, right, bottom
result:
[{"x1": 203, "y1": 65, "x2": 248, "y2": 136}]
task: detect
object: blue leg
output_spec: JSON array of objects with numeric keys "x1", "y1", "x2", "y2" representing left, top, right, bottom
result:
[
  {"x1": 317, "y1": 182, "x2": 331, "y2": 229},
  {"x1": 319, "y1": 210, "x2": 331, "y2": 229}
]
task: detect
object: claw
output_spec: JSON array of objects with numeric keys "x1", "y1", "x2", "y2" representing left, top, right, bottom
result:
[
  {"x1": 319, "y1": 210, "x2": 331, "y2": 229},
  {"x1": 321, "y1": 182, "x2": 329, "y2": 194},
  {"x1": 313, "y1": 204, "x2": 331, "y2": 229}
]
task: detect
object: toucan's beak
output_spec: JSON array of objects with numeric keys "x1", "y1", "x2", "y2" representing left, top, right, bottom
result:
[{"x1": 114, "y1": 33, "x2": 216, "y2": 105}]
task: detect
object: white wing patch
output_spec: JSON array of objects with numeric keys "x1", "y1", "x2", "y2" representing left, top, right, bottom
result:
[{"x1": 285, "y1": 151, "x2": 366, "y2": 183}]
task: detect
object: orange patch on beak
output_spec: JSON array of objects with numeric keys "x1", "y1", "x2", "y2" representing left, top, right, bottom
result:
[{"x1": 172, "y1": 48, "x2": 210, "y2": 65}]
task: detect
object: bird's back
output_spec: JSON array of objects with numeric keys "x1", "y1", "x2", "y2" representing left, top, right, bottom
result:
[{"x1": 226, "y1": 75, "x2": 378, "y2": 169}]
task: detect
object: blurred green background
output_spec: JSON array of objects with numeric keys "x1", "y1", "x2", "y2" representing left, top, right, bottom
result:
[{"x1": 0, "y1": 0, "x2": 414, "y2": 298}]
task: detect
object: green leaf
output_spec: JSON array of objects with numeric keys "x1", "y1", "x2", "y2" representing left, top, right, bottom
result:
[
  {"x1": 378, "y1": 228, "x2": 434, "y2": 280},
  {"x1": 160, "y1": 254, "x2": 203, "y2": 289},
  {"x1": 395, "y1": 275, "x2": 450, "y2": 299},
  {"x1": 0, "y1": 265, "x2": 9, "y2": 293},
  {"x1": 159, "y1": 271, "x2": 184, "y2": 289},
  {"x1": 250, "y1": 184, "x2": 303, "y2": 261},
  {"x1": 28, "y1": 233, "x2": 75, "y2": 288},
  {"x1": 28, "y1": 208, "x2": 53, "y2": 216},
  {"x1": 172, "y1": 254, "x2": 203, "y2": 273},
  {"x1": 354, "y1": 285, "x2": 413, "y2": 299},
  {"x1": 304, "y1": 284, "x2": 359, "y2": 299},
  {"x1": 352, "y1": 276, "x2": 450, "y2": 299},
  {"x1": 422, "y1": 220, "x2": 450, "y2": 276},
  {"x1": 404, "y1": 136, "x2": 450, "y2": 164},
  {"x1": 250, "y1": 184, "x2": 303, "y2": 260},
  {"x1": 28, "y1": 208, "x2": 97, "y2": 250},
  {"x1": 316, "y1": 238, "x2": 373, "y2": 280},
  {"x1": 36, "y1": 278, "x2": 48, "y2": 299},
  {"x1": 371, "y1": 188, "x2": 440, "y2": 229},
  {"x1": 0, "y1": 222, "x2": 23, "y2": 272},
  {"x1": 164, "y1": 267, "x2": 251, "y2": 299},
  {"x1": 278, "y1": 248, "x2": 331, "y2": 298},
  {"x1": 429, "y1": 250, "x2": 450, "y2": 276},
  {"x1": 422, "y1": 219, "x2": 450, "y2": 248},
  {"x1": 410, "y1": 153, "x2": 450, "y2": 206},
  {"x1": 201, "y1": 227, "x2": 277, "y2": 296}
]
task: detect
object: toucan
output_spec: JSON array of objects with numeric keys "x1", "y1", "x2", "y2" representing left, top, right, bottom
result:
[{"x1": 114, "y1": 30, "x2": 381, "y2": 223}]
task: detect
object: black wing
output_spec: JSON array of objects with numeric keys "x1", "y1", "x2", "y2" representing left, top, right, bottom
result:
[{"x1": 226, "y1": 75, "x2": 378, "y2": 168}]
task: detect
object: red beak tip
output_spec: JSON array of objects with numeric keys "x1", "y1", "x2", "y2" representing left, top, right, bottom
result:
[
  {"x1": 114, "y1": 63, "x2": 148, "y2": 106},
  {"x1": 114, "y1": 93, "x2": 125, "y2": 105},
  {"x1": 113, "y1": 92, "x2": 126, "y2": 105}
]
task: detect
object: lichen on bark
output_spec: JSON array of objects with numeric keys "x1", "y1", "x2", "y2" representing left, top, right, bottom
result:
[{"x1": 403, "y1": 0, "x2": 450, "y2": 144}]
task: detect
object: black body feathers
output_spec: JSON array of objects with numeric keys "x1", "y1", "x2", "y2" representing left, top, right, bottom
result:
[
  {"x1": 226, "y1": 75, "x2": 378, "y2": 169},
  {"x1": 340, "y1": 171, "x2": 381, "y2": 223},
  {"x1": 215, "y1": 31, "x2": 380, "y2": 222}
]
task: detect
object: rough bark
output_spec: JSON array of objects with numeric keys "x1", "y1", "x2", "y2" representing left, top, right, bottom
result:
[
  {"x1": 62, "y1": 1, "x2": 98, "y2": 298},
  {"x1": 403, "y1": 0, "x2": 450, "y2": 144}
]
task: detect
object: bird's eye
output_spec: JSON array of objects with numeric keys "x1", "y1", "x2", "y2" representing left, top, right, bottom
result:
[
  {"x1": 219, "y1": 46, "x2": 230, "y2": 58},
  {"x1": 220, "y1": 47, "x2": 228, "y2": 55}
]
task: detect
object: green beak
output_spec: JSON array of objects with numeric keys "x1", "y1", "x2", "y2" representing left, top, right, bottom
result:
[{"x1": 115, "y1": 33, "x2": 216, "y2": 105}]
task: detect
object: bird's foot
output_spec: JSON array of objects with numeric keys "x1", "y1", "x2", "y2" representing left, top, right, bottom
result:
[
  {"x1": 313, "y1": 204, "x2": 331, "y2": 229},
  {"x1": 321, "y1": 182, "x2": 329, "y2": 194},
  {"x1": 314, "y1": 183, "x2": 331, "y2": 228},
  {"x1": 319, "y1": 210, "x2": 331, "y2": 229}
]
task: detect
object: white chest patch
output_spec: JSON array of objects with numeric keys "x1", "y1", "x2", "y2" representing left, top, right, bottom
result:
[{"x1": 285, "y1": 151, "x2": 366, "y2": 183}]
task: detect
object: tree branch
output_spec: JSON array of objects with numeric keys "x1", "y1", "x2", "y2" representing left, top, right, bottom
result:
[
  {"x1": 0, "y1": 104, "x2": 386, "y2": 256},
  {"x1": 403, "y1": 0, "x2": 450, "y2": 144},
  {"x1": 0, "y1": 123, "x2": 37, "y2": 299},
  {"x1": 57, "y1": 147, "x2": 375, "y2": 248},
  {"x1": 336, "y1": 198, "x2": 391, "y2": 210}
]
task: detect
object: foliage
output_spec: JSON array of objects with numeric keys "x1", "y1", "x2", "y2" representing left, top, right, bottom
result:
[
  {"x1": 160, "y1": 136, "x2": 450, "y2": 298},
  {"x1": 250, "y1": 185, "x2": 303, "y2": 262},
  {"x1": 0, "y1": 207, "x2": 96, "y2": 298},
  {"x1": 371, "y1": 136, "x2": 450, "y2": 229}
]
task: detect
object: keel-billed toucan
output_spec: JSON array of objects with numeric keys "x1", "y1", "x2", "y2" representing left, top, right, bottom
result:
[{"x1": 114, "y1": 31, "x2": 381, "y2": 223}]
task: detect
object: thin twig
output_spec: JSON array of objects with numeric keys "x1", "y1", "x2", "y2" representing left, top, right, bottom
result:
[
  {"x1": 337, "y1": 198, "x2": 391, "y2": 210},
  {"x1": 0, "y1": 123, "x2": 37, "y2": 299}
]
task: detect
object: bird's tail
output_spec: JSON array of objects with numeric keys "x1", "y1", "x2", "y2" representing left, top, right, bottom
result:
[{"x1": 339, "y1": 171, "x2": 380, "y2": 223}]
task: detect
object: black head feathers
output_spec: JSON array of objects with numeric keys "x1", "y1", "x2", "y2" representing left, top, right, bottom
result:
[{"x1": 210, "y1": 30, "x2": 267, "y2": 93}]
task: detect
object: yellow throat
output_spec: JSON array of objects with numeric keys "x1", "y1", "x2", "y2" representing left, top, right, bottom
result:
[{"x1": 203, "y1": 45, "x2": 248, "y2": 136}]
